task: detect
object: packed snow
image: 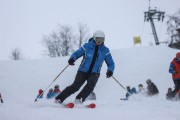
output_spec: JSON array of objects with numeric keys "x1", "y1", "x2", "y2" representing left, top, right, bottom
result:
[{"x1": 0, "y1": 45, "x2": 180, "y2": 120}]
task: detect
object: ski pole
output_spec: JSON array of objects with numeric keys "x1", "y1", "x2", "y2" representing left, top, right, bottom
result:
[
  {"x1": 112, "y1": 76, "x2": 126, "y2": 90},
  {"x1": 34, "y1": 64, "x2": 69, "y2": 102},
  {"x1": 0, "y1": 93, "x2": 3, "y2": 103},
  {"x1": 111, "y1": 76, "x2": 136, "y2": 100}
]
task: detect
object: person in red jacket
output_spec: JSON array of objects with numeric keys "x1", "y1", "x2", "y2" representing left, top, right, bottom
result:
[
  {"x1": 169, "y1": 52, "x2": 180, "y2": 94},
  {"x1": 36, "y1": 89, "x2": 43, "y2": 99},
  {"x1": 53, "y1": 84, "x2": 61, "y2": 93}
]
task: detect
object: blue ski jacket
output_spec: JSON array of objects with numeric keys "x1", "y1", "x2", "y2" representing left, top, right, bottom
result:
[
  {"x1": 70, "y1": 40, "x2": 115, "y2": 74},
  {"x1": 46, "y1": 92, "x2": 59, "y2": 99}
]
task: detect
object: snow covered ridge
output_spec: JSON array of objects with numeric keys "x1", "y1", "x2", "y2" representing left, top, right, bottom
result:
[{"x1": 0, "y1": 46, "x2": 180, "y2": 120}]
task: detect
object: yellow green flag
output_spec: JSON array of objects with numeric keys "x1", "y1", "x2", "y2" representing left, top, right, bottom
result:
[{"x1": 133, "y1": 36, "x2": 141, "y2": 44}]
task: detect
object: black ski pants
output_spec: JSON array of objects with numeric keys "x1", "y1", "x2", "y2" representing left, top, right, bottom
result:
[
  {"x1": 55, "y1": 71, "x2": 99, "y2": 103},
  {"x1": 174, "y1": 79, "x2": 180, "y2": 92}
]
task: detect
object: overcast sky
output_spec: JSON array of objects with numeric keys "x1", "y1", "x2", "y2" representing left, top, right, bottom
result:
[{"x1": 0, "y1": 0, "x2": 180, "y2": 60}]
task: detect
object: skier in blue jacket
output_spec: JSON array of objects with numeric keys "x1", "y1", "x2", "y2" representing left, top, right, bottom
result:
[{"x1": 55, "y1": 30, "x2": 115, "y2": 103}]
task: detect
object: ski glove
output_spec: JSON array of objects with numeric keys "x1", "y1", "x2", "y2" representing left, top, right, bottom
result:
[
  {"x1": 106, "y1": 70, "x2": 113, "y2": 78},
  {"x1": 68, "y1": 58, "x2": 75, "y2": 65}
]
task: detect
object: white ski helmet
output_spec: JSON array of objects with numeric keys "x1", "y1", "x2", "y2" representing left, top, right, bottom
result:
[{"x1": 93, "y1": 30, "x2": 105, "y2": 42}]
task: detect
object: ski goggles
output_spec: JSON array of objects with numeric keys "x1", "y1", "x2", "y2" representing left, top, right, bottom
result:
[{"x1": 95, "y1": 37, "x2": 105, "y2": 43}]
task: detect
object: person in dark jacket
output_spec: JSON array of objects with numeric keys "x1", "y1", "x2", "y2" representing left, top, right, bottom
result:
[
  {"x1": 146, "y1": 79, "x2": 159, "y2": 96},
  {"x1": 55, "y1": 30, "x2": 115, "y2": 103},
  {"x1": 169, "y1": 52, "x2": 180, "y2": 93},
  {"x1": 166, "y1": 88, "x2": 175, "y2": 100}
]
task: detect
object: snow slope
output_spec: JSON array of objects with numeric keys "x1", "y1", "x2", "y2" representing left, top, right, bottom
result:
[{"x1": 0, "y1": 45, "x2": 180, "y2": 120}]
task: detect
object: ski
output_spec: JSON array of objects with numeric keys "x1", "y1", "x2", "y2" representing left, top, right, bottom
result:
[
  {"x1": 63, "y1": 103, "x2": 96, "y2": 108},
  {"x1": 55, "y1": 101, "x2": 96, "y2": 108},
  {"x1": 74, "y1": 103, "x2": 96, "y2": 108},
  {"x1": 54, "y1": 100, "x2": 74, "y2": 108},
  {"x1": 120, "y1": 98, "x2": 128, "y2": 101},
  {"x1": 86, "y1": 103, "x2": 96, "y2": 108},
  {"x1": 64, "y1": 102, "x2": 74, "y2": 108}
]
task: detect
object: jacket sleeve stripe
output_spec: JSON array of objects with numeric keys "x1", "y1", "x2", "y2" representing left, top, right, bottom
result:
[
  {"x1": 106, "y1": 52, "x2": 110, "y2": 56},
  {"x1": 82, "y1": 46, "x2": 86, "y2": 51}
]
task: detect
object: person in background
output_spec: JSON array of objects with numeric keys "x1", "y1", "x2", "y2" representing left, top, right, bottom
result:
[
  {"x1": 121, "y1": 86, "x2": 137, "y2": 100},
  {"x1": 36, "y1": 89, "x2": 43, "y2": 99},
  {"x1": 53, "y1": 84, "x2": 61, "y2": 93},
  {"x1": 47, "y1": 88, "x2": 55, "y2": 99},
  {"x1": 169, "y1": 52, "x2": 180, "y2": 96},
  {"x1": 146, "y1": 79, "x2": 159, "y2": 96},
  {"x1": 126, "y1": 86, "x2": 137, "y2": 99},
  {"x1": 137, "y1": 84, "x2": 146, "y2": 95},
  {"x1": 47, "y1": 85, "x2": 61, "y2": 99},
  {"x1": 166, "y1": 87, "x2": 175, "y2": 100}
]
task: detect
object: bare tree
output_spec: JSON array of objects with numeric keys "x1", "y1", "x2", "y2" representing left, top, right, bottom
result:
[
  {"x1": 10, "y1": 48, "x2": 23, "y2": 60},
  {"x1": 59, "y1": 25, "x2": 74, "y2": 56},
  {"x1": 42, "y1": 33, "x2": 58, "y2": 57},
  {"x1": 167, "y1": 9, "x2": 180, "y2": 35},
  {"x1": 42, "y1": 24, "x2": 75, "y2": 57},
  {"x1": 77, "y1": 23, "x2": 90, "y2": 48}
]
